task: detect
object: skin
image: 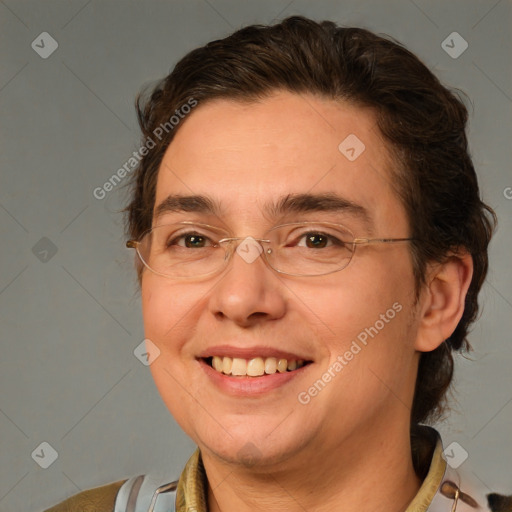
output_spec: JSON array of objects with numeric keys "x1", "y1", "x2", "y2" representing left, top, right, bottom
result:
[{"x1": 141, "y1": 91, "x2": 473, "y2": 511}]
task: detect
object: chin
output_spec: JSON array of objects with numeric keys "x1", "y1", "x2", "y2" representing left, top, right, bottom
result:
[
  {"x1": 204, "y1": 441, "x2": 301, "y2": 470},
  {"x1": 193, "y1": 418, "x2": 314, "y2": 470}
]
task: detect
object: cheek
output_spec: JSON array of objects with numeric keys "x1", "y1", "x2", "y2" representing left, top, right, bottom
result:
[
  {"x1": 141, "y1": 274, "x2": 202, "y2": 354},
  {"x1": 339, "y1": 258, "x2": 416, "y2": 379},
  {"x1": 315, "y1": 251, "x2": 415, "y2": 362},
  {"x1": 141, "y1": 275, "x2": 205, "y2": 431},
  {"x1": 302, "y1": 254, "x2": 411, "y2": 326}
]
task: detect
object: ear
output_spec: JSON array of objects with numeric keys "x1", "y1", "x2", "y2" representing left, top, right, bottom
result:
[{"x1": 414, "y1": 251, "x2": 474, "y2": 352}]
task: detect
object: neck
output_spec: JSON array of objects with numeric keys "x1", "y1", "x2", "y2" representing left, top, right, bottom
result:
[{"x1": 203, "y1": 421, "x2": 422, "y2": 512}]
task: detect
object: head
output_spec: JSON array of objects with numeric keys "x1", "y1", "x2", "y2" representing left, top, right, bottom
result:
[{"x1": 124, "y1": 16, "x2": 495, "y2": 465}]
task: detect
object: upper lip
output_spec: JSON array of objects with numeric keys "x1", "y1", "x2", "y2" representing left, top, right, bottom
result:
[{"x1": 197, "y1": 345, "x2": 312, "y2": 361}]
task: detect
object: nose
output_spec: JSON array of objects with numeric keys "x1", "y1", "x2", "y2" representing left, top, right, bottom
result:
[{"x1": 208, "y1": 238, "x2": 287, "y2": 327}]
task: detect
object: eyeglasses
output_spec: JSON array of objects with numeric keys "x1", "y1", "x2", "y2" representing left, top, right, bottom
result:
[{"x1": 126, "y1": 221, "x2": 414, "y2": 278}]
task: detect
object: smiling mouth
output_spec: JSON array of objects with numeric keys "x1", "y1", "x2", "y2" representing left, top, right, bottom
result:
[{"x1": 204, "y1": 356, "x2": 312, "y2": 377}]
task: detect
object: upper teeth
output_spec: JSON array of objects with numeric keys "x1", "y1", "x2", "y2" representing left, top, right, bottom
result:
[{"x1": 211, "y1": 356, "x2": 305, "y2": 376}]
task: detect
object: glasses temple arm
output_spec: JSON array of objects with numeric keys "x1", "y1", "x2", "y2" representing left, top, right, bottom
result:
[{"x1": 353, "y1": 237, "x2": 416, "y2": 244}]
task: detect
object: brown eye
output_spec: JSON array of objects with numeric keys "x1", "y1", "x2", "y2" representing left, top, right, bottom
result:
[
  {"x1": 167, "y1": 233, "x2": 213, "y2": 249},
  {"x1": 183, "y1": 234, "x2": 207, "y2": 248},
  {"x1": 304, "y1": 233, "x2": 329, "y2": 248}
]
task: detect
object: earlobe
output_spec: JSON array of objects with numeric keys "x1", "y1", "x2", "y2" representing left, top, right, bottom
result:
[{"x1": 414, "y1": 252, "x2": 474, "y2": 353}]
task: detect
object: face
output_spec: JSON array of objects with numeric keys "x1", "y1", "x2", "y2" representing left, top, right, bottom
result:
[{"x1": 141, "y1": 91, "x2": 421, "y2": 470}]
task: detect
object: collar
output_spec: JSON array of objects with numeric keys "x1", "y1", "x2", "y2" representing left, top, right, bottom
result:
[{"x1": 175, "y1": 448, "x2": 208, "y2": 512}]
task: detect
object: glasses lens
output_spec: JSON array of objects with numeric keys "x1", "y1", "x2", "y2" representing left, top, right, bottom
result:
[
  {"x1": 266, "y1": 222, "x2": 355, "y2": 276},
  {"x1": 135, "y1": 222, "x2": 356, "y2": 278},
  {"x1": 138, "y1": 223, "x2": 228, "y2": 278}
]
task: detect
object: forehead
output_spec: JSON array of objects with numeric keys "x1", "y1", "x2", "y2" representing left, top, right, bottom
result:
[{"x1": 154, "y1": 92, "x2": 408, "y2": 234}]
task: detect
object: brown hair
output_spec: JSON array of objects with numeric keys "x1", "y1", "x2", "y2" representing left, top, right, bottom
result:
[{"x1": 124, "y1": 16, "x2": 496, "y2": 425}]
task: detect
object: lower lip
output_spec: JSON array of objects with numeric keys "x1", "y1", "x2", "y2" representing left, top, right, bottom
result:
[{"x1": 199, "y1": 359, "x2": 309, "y2": 396}]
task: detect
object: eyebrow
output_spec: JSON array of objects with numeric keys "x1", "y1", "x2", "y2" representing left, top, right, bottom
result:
[{"x1": 154, "y1": 192, "x2": 373, "y2": 228}]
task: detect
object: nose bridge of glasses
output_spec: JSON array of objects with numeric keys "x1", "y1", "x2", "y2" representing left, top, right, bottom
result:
[
  {"x1": 218, "y1": 236, "x2": 271, "y2": 245},
  {"x1": 218, "y1": 236, "x2": 272, "y2": 264}
]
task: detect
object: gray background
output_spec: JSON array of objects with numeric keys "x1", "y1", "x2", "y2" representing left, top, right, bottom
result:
[{"x1": 0, "y1": 1, "x2": 511, "y2": 510}]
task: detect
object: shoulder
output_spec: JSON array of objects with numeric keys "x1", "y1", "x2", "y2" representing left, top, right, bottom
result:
[
  {"x1": 412, "y1": 426, "x2": 512, "y2": 512},
  {"x1": 42, "y1": 479, "x2": 127, "y2": 512},
  {"x1": 432, "y1": 459, "x2": 512, "y2": 512}
]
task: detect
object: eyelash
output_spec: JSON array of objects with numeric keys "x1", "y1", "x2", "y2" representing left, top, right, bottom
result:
[
  {"x1": 167, "y1": 232, "x2": 215, "y2": 248},
  {"x1": 167, "y1": 230, "x2": 348, "y2": 248}
]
